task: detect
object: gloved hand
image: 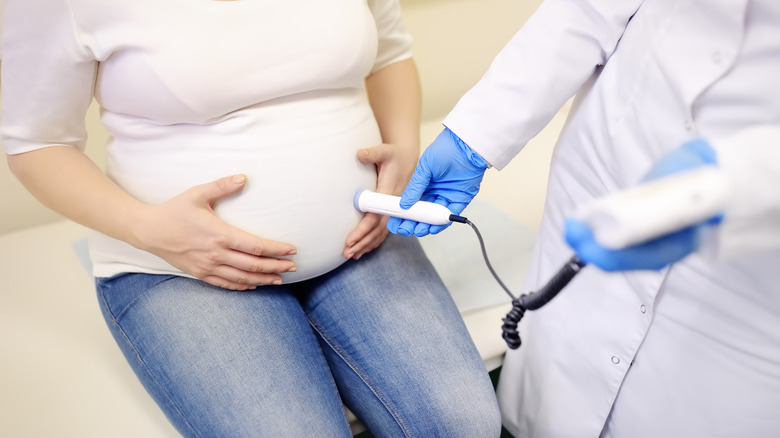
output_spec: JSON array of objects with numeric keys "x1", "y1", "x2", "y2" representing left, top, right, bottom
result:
[
  {"x1": 388, "y1": 127, "x2": 489, "y2": 237},
  {"x1": 565, "y1": 139, "x2": 723, "y2": 271}
]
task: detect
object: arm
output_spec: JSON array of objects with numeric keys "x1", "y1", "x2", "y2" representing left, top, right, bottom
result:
[
  {"x1": 445, "y1": 0, "x2": 646, "y2": 168},
  {"x1": 391, "y1": 0, "x2": 645, "y2": 237},
  {"x1": 344, "y1": 57, "x2": 422, "y2": 259},
  {"x1": 364, "y1": 57, "x2": 422, "y2": 174},
  {"x1": 7, "y1": 147, "x2": 149, "y2": 247},
  {"x1": 7, "y1": 148, "x2": 297, "y2": 289}
]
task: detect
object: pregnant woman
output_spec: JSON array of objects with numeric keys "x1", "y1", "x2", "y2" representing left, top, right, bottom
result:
[{"x1": 1, "y1": 0, "x2": 501, "y2": 436}]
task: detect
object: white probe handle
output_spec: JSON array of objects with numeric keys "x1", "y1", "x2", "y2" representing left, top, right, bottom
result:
[
  {"x1": 354, "y1": 190, "x2": 454, "y2": 225},
  {"x1": 575, "y1": 167, "x2": 730, "y2": 249}
]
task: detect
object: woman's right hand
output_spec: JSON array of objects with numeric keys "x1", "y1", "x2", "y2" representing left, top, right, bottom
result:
[{"x1": 132, "y1": 174, "x2": 298, "y2": 290}]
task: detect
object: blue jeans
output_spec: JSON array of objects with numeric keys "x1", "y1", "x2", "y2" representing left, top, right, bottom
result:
[{"x1": 96, "y1": 234, "x2": 501, "y2": 437}]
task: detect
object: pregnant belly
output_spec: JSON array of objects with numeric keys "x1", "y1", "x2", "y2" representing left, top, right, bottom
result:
[
  {"x1": 213, "y1": 142, "x2": 377, "y2": 283},
  {"x1": 105, "y1": 89, "x2": 380, "y2": 282}
]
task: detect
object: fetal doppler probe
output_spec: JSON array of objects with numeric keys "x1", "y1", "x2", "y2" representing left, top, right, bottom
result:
[{"x1": 354, "y1": 167, "x2": 729, "y2": 349}]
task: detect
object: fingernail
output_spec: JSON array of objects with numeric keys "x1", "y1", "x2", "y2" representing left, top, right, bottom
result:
[
  {"x1": 345, "y1": 252, "x2": 354, "y2": 259},
  {"x1": 232, "y1": 174, "x2": 246, "y2": 184},
  {"x1": 346, "y1": 241, "x2": 356, "y2": 247},
  {"x1": 272, "y1": 279, "x2": 282, "y2": 285},
  {"x1": 288, "y1": 249, "x2": 297, "y2": 255},
  {"x1": 288, "y1": 266, "x2": 297, "y2": 272}
]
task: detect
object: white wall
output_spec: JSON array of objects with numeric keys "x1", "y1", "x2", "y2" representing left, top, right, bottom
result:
[
  {"x1": 401, "y1": 0, "x2": 541, "y2": 121},
  {"x1": 0, "y1": 0, "x2": 552, "y2": 235}
]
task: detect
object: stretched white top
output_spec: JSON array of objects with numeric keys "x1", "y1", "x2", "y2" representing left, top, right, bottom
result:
[{"x1": 1, "y1": 0, "x2": 413, "y2": 282}]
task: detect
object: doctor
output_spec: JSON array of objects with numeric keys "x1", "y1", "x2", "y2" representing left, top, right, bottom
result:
[{"x1": 391, "y1": 0, "x2": 780, "y2": 437}]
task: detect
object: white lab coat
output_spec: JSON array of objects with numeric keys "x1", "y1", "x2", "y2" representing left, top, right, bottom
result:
[{"x1": 444, "y1": 0, "x2": 780, "y2": 436}]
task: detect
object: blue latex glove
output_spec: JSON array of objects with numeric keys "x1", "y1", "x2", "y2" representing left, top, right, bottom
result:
[
  {"x1": 565, "y1": 139, "x2": 723, "y2": 271},
  {"x1": 388, "y1": 127, "x2": 489, "y2": 237}
]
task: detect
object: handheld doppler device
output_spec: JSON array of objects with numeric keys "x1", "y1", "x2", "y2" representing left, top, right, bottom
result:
[
  {"x1": 354, "y1": 167, "x2": 729, "y2": 349},
  {"x1": 354, "y1": 190, "x2": 458, "y2": 225},
  {"x1": 574, "y1": 167, "x2": 730, "y2": 249}
]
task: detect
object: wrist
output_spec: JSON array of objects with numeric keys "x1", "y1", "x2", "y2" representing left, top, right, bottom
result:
[
  {"x1": 444, "y1": 127, "x2": 489, "y2": 170},
  {"x1": 122, "y1": 203, "x2": 157, "y2": 251},
  {"x1": 682, "y1": 138, "x2": 718, "y2": 165},
  {"x1": 643, "y1": 138, "x2": 718, "y2": 182}
]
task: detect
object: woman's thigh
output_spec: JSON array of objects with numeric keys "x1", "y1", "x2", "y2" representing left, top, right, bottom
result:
[
  {"x1": 300, "y1": 234, "x2": 502, "y2": 438},
  {"x1": 96, "y1": 274, "x2": 352, "y2": 438}
]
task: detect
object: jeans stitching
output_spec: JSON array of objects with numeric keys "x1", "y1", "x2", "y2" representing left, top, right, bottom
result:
[
  {"x1": 306, "y1": 314, "x2": 415, "y2": 438},
  {"x1": 96, "y1": 280, "x2": 201, "y2": 438},
  {"x1": 102, "y1": 274, "x2": 175, "y2": 321}
]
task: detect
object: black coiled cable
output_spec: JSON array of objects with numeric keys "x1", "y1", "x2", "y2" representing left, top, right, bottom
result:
[
  {"x1": 501, "y1": 299, "x2": 526, "y2": 349},
  {"x1": 451, "y1": 214, "x2": 587, "y2": 349}
]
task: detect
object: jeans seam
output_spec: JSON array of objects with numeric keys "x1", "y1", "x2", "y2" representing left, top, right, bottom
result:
[
  {"x1": 109, "y1": 275, "x2": 175, "y2": 321},
  {"x1": 97, "y1": 280, "x2": 201, "y2": 438},
  {"x1": 306, "y1": 315, "x2": 415, "y2": 438}
]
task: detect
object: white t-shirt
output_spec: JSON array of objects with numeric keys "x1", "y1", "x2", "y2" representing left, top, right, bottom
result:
[{"x1": 1, "y1": 0, "x2": 414, "y2": 282}]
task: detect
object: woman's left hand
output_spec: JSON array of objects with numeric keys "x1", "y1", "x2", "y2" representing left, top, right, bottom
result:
[{"x1": 343, "y1": 142, "x2": 417, "y2": 259}]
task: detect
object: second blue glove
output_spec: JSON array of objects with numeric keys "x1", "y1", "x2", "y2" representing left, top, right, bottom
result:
[{"x1": 565, "y1": 139, "x2": 723, "y2": 271}]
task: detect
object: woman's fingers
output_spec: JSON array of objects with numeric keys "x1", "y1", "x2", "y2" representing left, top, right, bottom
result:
[
  {"x1": 194, "y1": 173, "x2": 249, "y2": 205},
  {"x1": 354, "y1": 222, "x2": 389, "y2": 259},
  {"x1": 187, "y1": 228, "x2": 298, "y2": 289},
  {"x1": 344, "y1": 213, "x2": 389, "y2": 259},
  {"x1": 357, "y1": 144, "x2": 394, "y2": 165},
  {"x1": 229, "y1": 230, "x2": 298, "y2": 259},
  {"x1": 346, "y1": 142, "x2": 415, "y2": 259},
  {"x1": 202, "y1": 262, "x2": 292, "y2": 291},
  {"x1": 210, "y1": 244, "x2": 297, "y2": 276},
  {"x1": 186, "y1": 245, "x2": 298, "y2": 290}
]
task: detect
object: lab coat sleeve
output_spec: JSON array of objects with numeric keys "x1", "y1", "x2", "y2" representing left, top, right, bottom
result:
[
  {"x1": 709, "y1": 125, "x2": 780, "y2": 258},
  {"x1": 0, "y1": 0, "x2": 97, "y2": 155},
  {"x1": 443, "y1": 0, "x2": 645, "y2": 169}
]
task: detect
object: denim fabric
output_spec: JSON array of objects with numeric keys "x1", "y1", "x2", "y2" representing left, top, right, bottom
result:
[{"x1": 96, "y1": 234, "x2": 501, "y2": 437}]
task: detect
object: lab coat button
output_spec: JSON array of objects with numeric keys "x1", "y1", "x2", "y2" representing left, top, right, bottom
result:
[
  {"x1": 611, "y1": 356, "x2": 620, "y2": 365},
  {"x1": 640, "y1": 304, "x2": 647, "y2": 314}
]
